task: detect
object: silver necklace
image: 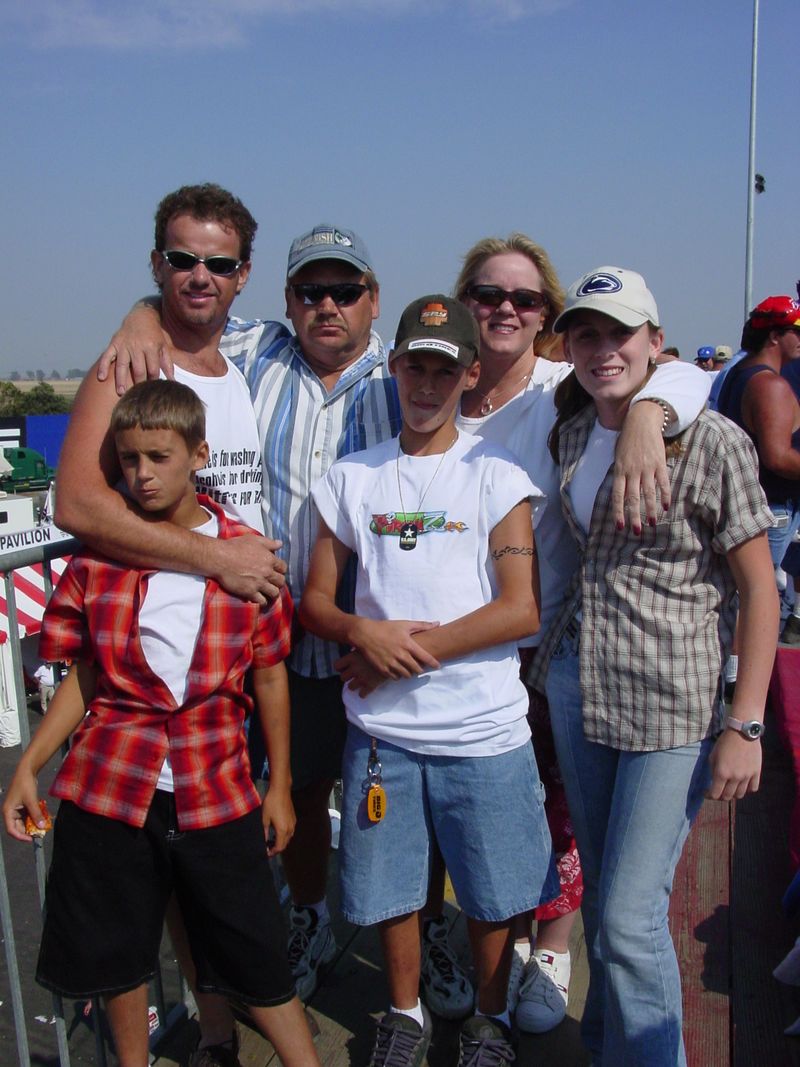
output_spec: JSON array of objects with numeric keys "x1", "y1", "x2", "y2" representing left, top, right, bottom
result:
[
  {"x1": 474, "y1": 367, "x2": 533, "y2": 416},
  {"x1": 395, "y1": 434, "x2": 457, "y2": 551}
]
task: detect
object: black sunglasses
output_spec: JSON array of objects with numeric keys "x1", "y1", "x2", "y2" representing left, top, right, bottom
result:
[
  {"x1": 290, "y1": 283, "x2": 369, "y2": 307},
  {"x1": 161, "y1": 249, "x2": 243, "y2": 276},
  {"x1": 467, "y1": 285, "x2": 548, "y2": 311}
]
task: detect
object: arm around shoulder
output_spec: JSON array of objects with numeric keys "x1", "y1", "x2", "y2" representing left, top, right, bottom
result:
[
  {"x1": 613, "y1": 362, "x2": 711, "y2": 530},
  {"x1": 56, "y1": 375, "x2": 284, "y2": 599},
  {"x1": 96, "y1": 296, "x2": 174, "y2": 393}
]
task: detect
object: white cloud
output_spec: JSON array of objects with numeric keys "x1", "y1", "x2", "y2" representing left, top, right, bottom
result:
[{"x1": 1, "y1": 0, "x2": 575, "y2": 50}]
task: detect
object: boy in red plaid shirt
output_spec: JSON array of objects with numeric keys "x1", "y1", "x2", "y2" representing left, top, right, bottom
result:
[{"x1": 3, "y1": 380, "x2": 320, "y2": 1067}]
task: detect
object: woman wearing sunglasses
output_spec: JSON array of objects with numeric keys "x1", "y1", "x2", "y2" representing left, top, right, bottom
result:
[
  {"x1": 449, "y1": 235, "x2": 712, "y2": 1035},
  {"x1": 538, "y1": 266, "x2": 775, "y2": 1065}
]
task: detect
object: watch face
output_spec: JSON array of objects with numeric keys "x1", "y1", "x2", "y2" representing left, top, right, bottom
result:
[{"x1": 745, "y1": 721, "x2": 764, "y2": 739}]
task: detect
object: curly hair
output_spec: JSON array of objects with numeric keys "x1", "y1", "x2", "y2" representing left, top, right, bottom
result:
[
  {"x1": 454, "y1": 233, "x2": 565, "y2": 359},
  {"x1": 154, "y1": 183, "x2": 258, "y2": 262}
]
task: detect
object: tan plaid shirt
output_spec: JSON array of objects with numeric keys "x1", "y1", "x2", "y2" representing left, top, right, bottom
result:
[{"x1": 530, "y1": 408, "x2": 773, "y2": 751}]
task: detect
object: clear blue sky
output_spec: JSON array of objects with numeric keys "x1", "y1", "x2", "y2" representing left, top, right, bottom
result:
[{"x1": 1, "y1": 0, "x2": 797, "y2": 375}]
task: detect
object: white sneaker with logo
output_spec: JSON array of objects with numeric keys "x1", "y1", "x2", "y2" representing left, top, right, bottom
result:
[{"x1": 516, "y1": 948, "x2": 570, "y2": 1033}]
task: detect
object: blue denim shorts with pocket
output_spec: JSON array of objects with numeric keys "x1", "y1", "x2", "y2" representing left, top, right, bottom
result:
[{"x1": 338, "y1": 724, "x2": 558, "y2": 925}]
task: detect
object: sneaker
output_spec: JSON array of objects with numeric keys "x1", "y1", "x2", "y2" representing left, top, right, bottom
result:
[
  {"x1": 366, "y1": 1006, "x2": 432, "y2": 1067},
  {"x1": 457, "y1": 1014, "x2": 516, "y2": 1066},
  {"x1": 420, "y1": 916, "x2": 474, "y2": 1020},
  {"x1": 287, "y1": 905, "x2": 337, "y2": 1002},
  {"x1": 516, "y1": 949, "x2": 570, "y2": 1034},
  {"x1": 188, "y1": 1034, "x2": 242, "y2": 1067},
  {"x1": 781, "y1": 615, "x2": 800, "y2": 647},
  {"x1": 506, "y1": 947, "x2": 527, "y2": 1016}
]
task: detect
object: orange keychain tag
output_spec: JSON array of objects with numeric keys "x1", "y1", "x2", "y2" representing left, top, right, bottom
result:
[{"x1": 367, "y1": 783, "x2": 386, "y2": 822}]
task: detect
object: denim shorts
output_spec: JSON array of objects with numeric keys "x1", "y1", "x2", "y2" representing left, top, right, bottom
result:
[
  {"x1": 339, "y1": 724, "x2": 558, "y2": 925},
  {"x1": 37, "y1": 793, "x2": 294, "y2": 1004}
]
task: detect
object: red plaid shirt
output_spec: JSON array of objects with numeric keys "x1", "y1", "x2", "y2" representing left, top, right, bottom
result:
[{"x1": 39, "y1": 497, "x2": 293, "y2": 830}]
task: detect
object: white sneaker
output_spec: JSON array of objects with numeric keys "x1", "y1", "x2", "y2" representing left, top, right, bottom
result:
[
  {"x1": 516, "y1": 949, "x2": 570, "y2": 1033},
  {"x1": 506, "y1": 946, "x2": 527, "y2": 1015},
  {"x1": 287, "y1": 905, "x2": 337, "y2": 1002},
  {"x1": 420, "y1": 916, "x2": 474, "y2": 1020}
]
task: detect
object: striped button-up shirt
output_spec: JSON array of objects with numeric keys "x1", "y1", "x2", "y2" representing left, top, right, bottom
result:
[
  {"x1": 40, "y1": 499, "x2": 294, "y2": 829},
  {"x1": 221, "y1": 319, "x2": 402, "y2": 677},
  {"x1": 533, "y1": 408, "x2": 773, "y2": 751}
]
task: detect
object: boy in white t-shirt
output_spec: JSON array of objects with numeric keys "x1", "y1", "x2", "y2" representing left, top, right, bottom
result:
[{"x1": 299, "y1": 295, "x2": 556, "y2": 1067}]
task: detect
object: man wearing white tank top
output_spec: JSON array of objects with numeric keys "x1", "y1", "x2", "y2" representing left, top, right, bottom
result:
[{"x1": 54, "y1": 185, "x2": 283, "y2": 1066}]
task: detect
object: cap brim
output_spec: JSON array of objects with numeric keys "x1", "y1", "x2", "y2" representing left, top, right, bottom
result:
[
  {"x1": 390, "y1": 338, "x2": 475, "y2": 366},
  {"x1": 553, "y1": 299, "x2": 654, "y2": 333}
]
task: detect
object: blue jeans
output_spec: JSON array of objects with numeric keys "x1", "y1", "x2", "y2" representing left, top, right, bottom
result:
[
  {"x1": 767, "y1": 500, "x2": 800, "y2": 625},
  {"x1": 545, "y1": 630, "x2": 712, "y2": 1066}
]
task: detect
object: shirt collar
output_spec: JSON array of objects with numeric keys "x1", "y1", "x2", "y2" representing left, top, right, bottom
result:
[{"x1": 287, "y1": 329, "x2": 387, "y2": 396}]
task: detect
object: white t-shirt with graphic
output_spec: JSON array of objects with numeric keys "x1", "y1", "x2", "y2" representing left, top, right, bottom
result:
[
  {"x1": 173, "y1": 358, "x2": 264, "y2": 532},
  {"x1": 311, "y1": 431, "x2": 544, "y2": 756}
]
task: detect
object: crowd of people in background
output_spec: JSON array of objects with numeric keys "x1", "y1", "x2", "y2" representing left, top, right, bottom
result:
[{"x1": 2, "y1": 181, "x2": 799, "y2": 1067}]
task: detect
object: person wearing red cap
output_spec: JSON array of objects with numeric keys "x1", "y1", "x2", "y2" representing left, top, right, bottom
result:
[{"x1": 716, "y1": 295, "x2": 800, "y2": 629}]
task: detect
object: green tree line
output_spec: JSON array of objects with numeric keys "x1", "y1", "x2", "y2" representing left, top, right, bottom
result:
[{"x1": 0, "y1": 382, "x2": 72, "y2": 415}]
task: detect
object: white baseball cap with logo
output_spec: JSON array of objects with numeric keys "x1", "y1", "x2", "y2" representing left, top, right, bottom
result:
[{"x1": 553, "y1": 266, "x2": 660, "y2": 333}]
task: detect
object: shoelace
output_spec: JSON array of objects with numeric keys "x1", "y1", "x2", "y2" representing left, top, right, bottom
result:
[
  {"x1": 370, "y1": 1020, "x2": 426, "y2": 1067},
  {"x1": 458, "y1": 1033, "x2": 516, "y2": 1067},
  {"x1": 287, "y1": 927, "x2": 311, "y2": 969},
  {"x1": 520, "y1": 961, "x2": 566, "y2": 1003},
  {"x1": 426, "y1": 940, "x2": 461, "y2": 984}
]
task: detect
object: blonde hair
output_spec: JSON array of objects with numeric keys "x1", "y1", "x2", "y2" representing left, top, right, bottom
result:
[{"x1": 454, "y1": 233, "x2": 565, "y2": 358}]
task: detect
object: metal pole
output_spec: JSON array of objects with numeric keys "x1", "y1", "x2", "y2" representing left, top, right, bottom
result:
[{"x1": 744, "y1": 0, "x2": 759, "y2": 316}]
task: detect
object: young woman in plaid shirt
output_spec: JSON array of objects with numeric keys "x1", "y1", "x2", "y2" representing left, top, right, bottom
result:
[{"x1": 538, "y1": 266, "x2": 778, "y2": 1066}]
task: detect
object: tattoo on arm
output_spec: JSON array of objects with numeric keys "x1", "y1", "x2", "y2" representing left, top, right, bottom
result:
[{"x1": 491, "y1": 545, "x2": 535, "y2": 560}]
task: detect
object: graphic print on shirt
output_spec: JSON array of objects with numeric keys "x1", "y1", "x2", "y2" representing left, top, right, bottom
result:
[
  {"x1": 369, "y1": 510, "x2": 468, "y2": 539},
  {"x1": 195, "y1": 446, "x2": 263, "y2": 512}
]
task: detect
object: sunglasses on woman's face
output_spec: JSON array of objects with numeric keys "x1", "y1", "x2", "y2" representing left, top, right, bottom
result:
[
  {"x1": 467, "y1": 285, "x2": 548, "y2": 312},
  {"x1": 161, "y1": 249, "x2": 242, "y2": 276}
]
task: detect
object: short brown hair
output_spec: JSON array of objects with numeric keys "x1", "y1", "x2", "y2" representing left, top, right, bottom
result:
[
  {"x1": 454, "y1": 233, "x2": 565, "y2": 359},
  {"x1": 111, "y1": 380, "x2": 206, "y2": 450},
  {"x1": 154, "y1": 183, "x2": 258, "y2": 261}
]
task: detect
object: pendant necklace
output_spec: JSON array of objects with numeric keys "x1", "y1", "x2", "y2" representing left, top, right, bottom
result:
[
  {"x1": 474, "y1": 366, "x2": 534, "y2": 416},
  {"x1": 395, "y1": 433, "x2": 457, "y2": 551}
]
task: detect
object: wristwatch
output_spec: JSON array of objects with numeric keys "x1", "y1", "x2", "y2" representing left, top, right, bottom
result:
[{"x1": 724, "y1": 716, "x2": 765, "y2": 740}]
